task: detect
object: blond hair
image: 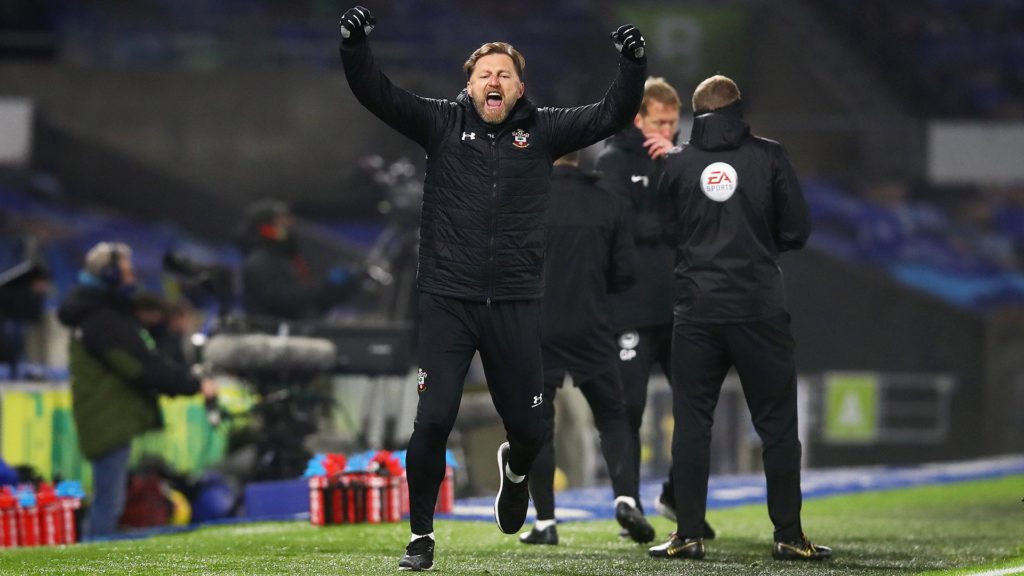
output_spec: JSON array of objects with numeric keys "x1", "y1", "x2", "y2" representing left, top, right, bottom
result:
[
  {"x1": 84, "y1": 242, "x2": 132, "y2": 276},
  {"x1": 463, "y1": 42, "x2": 526, "y2": 79},
  {"x1": 640, "y1": 76, "x2": 682, "y2": 116},
  {"x1": 692, "y1": 75, "x2": 741, "y2": 112}
]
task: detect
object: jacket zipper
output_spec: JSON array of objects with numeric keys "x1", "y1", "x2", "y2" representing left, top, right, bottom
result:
[{"x1": 487, "y1": 135, "x2": 498, "y2": 306}]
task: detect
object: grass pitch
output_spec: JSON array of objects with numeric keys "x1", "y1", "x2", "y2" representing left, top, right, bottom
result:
[{"x1": 2, "y1": 475, "x2": 1021, "y2": 575}]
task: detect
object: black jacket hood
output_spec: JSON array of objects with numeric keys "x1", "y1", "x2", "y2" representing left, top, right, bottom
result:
[
  {"x1": 58, "y1": 285, "x2": 129, "y2": 327},
  {"x1": 689, "y1": 102, "x2": 750, "y2": 152}
]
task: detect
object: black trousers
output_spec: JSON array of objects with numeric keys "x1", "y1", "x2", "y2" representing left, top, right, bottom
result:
[
  {"x1": 528, "y1": 364, "x2": 638, "y2": 520},
  {"x1": 406, "y1": 293, "x2": 545, "y2": 535},
  {"x1": 670, "y1": 313, "x2": 803, "y2": 542},
  {"x1": 615, "y1": 324, "x2": 672, "y2": 507}
]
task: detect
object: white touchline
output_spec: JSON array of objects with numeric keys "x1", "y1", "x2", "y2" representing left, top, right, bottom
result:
[{"x1": 964, "y1": 565, "x2": 1024, "y2": 576}]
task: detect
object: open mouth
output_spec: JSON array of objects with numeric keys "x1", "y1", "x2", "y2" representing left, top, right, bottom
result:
[{"x1": 486, "y1": 91, "x2": 504, "y2": 110}]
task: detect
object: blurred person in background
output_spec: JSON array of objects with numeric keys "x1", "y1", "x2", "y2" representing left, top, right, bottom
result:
[
  {"x1": 57, "y1": 242, "x2": 216, "y2": 538},
  {"x1": 236, "y1": 198, "x2": 356, "y2": 322},
  {"x1": 519, "y1": 151, "x2": 652, "y2": 546},
  {"x1": 338, "y1": 4, "x2": 646, "y2": 570},
  {"x1": 0, "y1": 245, "x2": 51, "y2": 372},
  {"x1": 133, "y1": 292, "x2": 195, "y2": 366},
  {"x1": 648, "y1": 75, "x2": 829, "y2": 562},
  {"x1": 595, "y1": 77, "x2": 716, "y2": 537}
]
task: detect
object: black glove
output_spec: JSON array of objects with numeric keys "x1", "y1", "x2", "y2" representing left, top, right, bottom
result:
[
  {"x1": 339, "y1": 6, "x2": 376, "y2": 43},
  {"x1": 610, "y1": 24, "x2": 645, "y2": 61}
]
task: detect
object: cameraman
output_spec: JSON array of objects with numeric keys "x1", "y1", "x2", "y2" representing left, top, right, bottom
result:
[
  {"x1": 58, "y1": 242, "x2": 216, "y2": 537},
  {"x1": 236, "y1": 199, "x2": 356, "y2": 321}
]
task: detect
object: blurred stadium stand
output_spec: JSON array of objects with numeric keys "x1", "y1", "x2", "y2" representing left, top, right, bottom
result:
[{"x1": 1, "y1": 0, "x2": 1022, "y2": 490}]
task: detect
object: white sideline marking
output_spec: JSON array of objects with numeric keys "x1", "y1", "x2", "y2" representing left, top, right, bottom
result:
[{"x1": 965, "y1": 566, "x2": 1024, "y2": 576}]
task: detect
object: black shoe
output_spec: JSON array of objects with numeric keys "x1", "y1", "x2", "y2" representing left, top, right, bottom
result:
[
  {"x1": 648, "y1": 533, "x2": 705, "y2": 560},
  {"x1": 494, "y1": 442, "x2": 530, "y2": 534},
  {"x1": 614, "y1": 500, "x2": 655, "y2": 543},
  {"x1": 772, "y1": 534, "x2": 832, "y2": 561},
  {"x1": 519, "y1": 524, "x2": 558, "y2": 545},
  {"x1": 654, "y1": 494, "x2": 716, "y2": 540},
  {"x1": 398, "y1": 536, "x2": 434, "y2": 571}
]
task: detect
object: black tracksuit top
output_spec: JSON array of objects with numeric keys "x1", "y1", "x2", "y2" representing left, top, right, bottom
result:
[
  {"x1": 660, "y1": 107, "x2": 811, "y2": 322},
  {"x1": 542, "y1": 164, "x2": 636, "y2": 372},
  {"x1": 341, "y1": 38, "x2": 645, "y2": 302},
  {"x1": 595, "y1": 126, "x2": 675, "y2": 332}
]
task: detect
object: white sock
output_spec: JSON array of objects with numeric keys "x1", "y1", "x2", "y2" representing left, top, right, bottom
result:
[
  {"x1": 505, "y1": 463, "x2": 526, "y2": 483},
  {"x1": 411, "y1": 532, "x2": 435, "y2": 542},
  {"x1": 534, "y1": 519, "x2": 556, "y2": 531},
  {"x1": 614, "y1": 495, "x2": 637, "y2": 509}
]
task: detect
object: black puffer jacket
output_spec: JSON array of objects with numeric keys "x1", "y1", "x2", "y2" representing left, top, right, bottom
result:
[
  {"x1": 595, "y1": 126, "x2": 675, "y2": 332},
  {"x1": 341, "y1": 38, "x2": 645, "y2": 301},
  {"x1": 660, "y1": 104, "x2": 811, "y2": 322}
]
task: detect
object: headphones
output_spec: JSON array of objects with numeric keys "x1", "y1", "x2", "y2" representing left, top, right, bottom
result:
[{"x1": 98, "y1": 246, "x2": 123, "y2": 287}]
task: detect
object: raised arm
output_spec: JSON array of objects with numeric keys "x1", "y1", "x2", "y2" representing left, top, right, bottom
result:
[
  {"x1": 543, "y1": 25, "x2": 647, "y2": 159},
  {"x1": 338, "y1": 6, "x2": 449, "y2": 150}
]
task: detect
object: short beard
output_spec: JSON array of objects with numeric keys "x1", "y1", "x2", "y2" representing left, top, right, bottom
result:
[{"x1": 473, "y1": 98, "x2": 514, "y2": 125}]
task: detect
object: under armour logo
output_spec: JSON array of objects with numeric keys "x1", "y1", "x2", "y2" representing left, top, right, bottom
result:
[
  {"x1": 630, "y1": 174, "x2": 649, "y2": 187},
  {"x1": 531, "y1": 393, "x2": 543, "y2": 408},
  {"x1": 462, "y1": 132, "x2": 476, "y2": 141}
]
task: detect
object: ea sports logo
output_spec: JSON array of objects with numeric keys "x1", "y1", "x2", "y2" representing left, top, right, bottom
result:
[{"x1": 700, "y1": 162, "x2": 738, "y2": 202}]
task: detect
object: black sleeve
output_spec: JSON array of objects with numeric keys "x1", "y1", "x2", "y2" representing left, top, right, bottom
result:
[
  {"x1": 80, "y1": 310, "x2": 200, "y2": 397},
  {"x1": 657, "y1": 154, "x2": 684, "y2": 247},
  {"x1": 542, "y1": 57, "x2": 646, "y2": 159},
  {"x1": 770, "y1": 144, "x2": 811, "y2": 251},
  {"x1": 339, "y1": 39, "x2": 450, "y2": 150},
  {"x1": 607, "y1": 195, "x2": 637, "y2": 294}
]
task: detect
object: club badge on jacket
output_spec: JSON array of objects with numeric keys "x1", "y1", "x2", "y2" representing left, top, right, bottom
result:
[{"x1": 512, "y1": 129, "x2": 530, "y2": 149}]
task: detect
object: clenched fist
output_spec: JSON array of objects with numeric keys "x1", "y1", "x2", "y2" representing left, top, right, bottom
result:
[
  {"x1": 610, "y1": 24, "x2": 645, "y2": 61},
  {"x1": 339, "y1": 6, "x2": 376, "y2": 43}
]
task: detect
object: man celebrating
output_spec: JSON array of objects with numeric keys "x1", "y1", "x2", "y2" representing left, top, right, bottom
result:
[
  {"x1": 648, "y1": 75, "x2": 831, "y2": 562},
  {"x1": 338, "y1": 6, "x2": 646, "y2": 571}
]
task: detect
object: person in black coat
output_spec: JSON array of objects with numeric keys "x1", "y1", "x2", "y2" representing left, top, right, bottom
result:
[
  {"x1": 647, "y1": 75, "x2": 831, "y2": 562},
  {"x1": 237, "y1": 199, "x2": 354, "y2": 322},
  {"x1": 337, "y1": 5, "x2": 646, "y2": 570},
  {"x1": 594, "y1": 76, "x2": 693, "y2": 519},
  {"x1": 518, "y1": 151, "x2": 654, "y2": 546}
]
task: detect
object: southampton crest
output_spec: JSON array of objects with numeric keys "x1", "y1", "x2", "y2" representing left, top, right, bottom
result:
[{"x1": 511, "y1": 129, "x2": 530, "y2": 149}]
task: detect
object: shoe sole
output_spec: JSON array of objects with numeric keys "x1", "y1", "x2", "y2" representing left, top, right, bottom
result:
[
  {"x1": 398, "y1": 566, "x2": 433, "y2": 571},
  {"x1": 494, "y1": 442, "x2": 516, "y2": 534}
]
